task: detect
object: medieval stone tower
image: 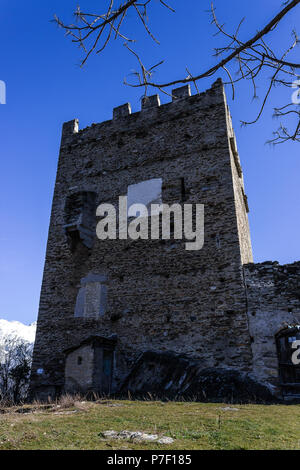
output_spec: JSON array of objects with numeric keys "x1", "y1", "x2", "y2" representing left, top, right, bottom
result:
[{"x1": 29, "y1": 79, "x2": 300, "y2": 401}]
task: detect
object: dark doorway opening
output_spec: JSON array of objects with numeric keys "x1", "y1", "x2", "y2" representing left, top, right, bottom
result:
[
  {"x1": 94, "y1": 346, "x2": 114, "y2": 395},
  {"x1": 276, "y1": 327, "x2": 300, "y2": 397}
]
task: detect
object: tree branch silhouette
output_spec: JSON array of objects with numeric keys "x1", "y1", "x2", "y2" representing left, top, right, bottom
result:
[{"x1": 55, "y1": 0, "x2": 300, "y2": 143}]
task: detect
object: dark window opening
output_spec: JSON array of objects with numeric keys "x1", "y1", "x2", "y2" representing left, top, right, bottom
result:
[
  {"x1": 242, "y1": 188, "x2": 250, "y2": 213},
  {"x1": 64, "y1": 191, "x2": 97, "y2": 252},
  {"x1": 180, "y1": 178, "x2": 187, "y2": 202},
  {"x1": 135, "y1": 130, "x2": 149, "y2": 139},
  {"x1": 230, "y1": 137, "x2": 242, "y2": 178},
  {"x1": 66, "y1": 229, "x2": 81, "y2": 254},
  {"x1": 77, "y1": 356, "x2": 83, "y2": 365},
  {"x1": 276, "y1": 327, "x2": 300, "y2": 396},
  {"x1": 170, "y1": 213, "x2": 175, "y2": 237}
]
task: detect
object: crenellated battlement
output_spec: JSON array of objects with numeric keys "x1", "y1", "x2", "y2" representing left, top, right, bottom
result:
[{"x1": 61, "y1": 80, "x2": 225, "y2": 142}]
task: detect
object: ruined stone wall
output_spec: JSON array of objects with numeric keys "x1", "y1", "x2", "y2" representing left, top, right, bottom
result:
[
  {"x1": 244, "y1": 262, "x2": 300, "y2": 390},
  {"x1": 30, "y1": 79, "x2": 254, "y2": 399}
]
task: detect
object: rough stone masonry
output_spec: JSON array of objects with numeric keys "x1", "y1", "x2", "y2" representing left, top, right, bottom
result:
[{"x1": 29, "y1": 79, "x2": 300, "y2": 401}]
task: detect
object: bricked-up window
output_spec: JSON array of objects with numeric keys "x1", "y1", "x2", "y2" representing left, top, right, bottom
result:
[
  {"x1": 276, "y1": 327, "x2": 300, "y2": 395},
  {"x1": 127, "y1": 178, "x2": 162, "y2": 215},
  {"x1": 74, "y1": 273, "x2": 107, "y2": 319}
]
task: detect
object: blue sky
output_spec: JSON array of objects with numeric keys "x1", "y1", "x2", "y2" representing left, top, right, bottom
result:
[{"x1": 0, "y1": 1, "x2": 299, "y2": 324}]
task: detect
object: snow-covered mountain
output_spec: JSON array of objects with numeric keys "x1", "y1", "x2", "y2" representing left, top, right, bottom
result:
[{"x1": 0, "y1": 320, "x2": 36, "y2": 345}]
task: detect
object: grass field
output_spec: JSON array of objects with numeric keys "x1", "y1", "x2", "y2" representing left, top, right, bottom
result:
[{"x1": 0, "y1": 399, "x2": 299, "y2": 450}]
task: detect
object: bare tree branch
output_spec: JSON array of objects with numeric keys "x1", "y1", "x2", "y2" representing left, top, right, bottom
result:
[{"x1": 55, "y1": 0, "x2": 300, "y2": 144}]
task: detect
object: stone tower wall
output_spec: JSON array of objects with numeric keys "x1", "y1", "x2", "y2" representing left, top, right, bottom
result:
[{"x1": 30, "y1": 79, "x2": 254, "y2": 399}]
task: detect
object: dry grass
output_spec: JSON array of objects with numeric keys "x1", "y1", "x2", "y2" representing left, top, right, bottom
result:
[{"x1": 56, "y1": 393, "x2": 82, "y2": 409}]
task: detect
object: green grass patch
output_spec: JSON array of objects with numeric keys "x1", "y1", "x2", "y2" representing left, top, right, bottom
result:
[{"x1": 0, "y1": 400, "x2": 299, "y2": 450}]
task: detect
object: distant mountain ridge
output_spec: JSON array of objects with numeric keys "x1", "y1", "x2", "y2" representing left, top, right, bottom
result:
[{"x1": 0, "y1": 319, "x2": 36, "y2": 345}]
